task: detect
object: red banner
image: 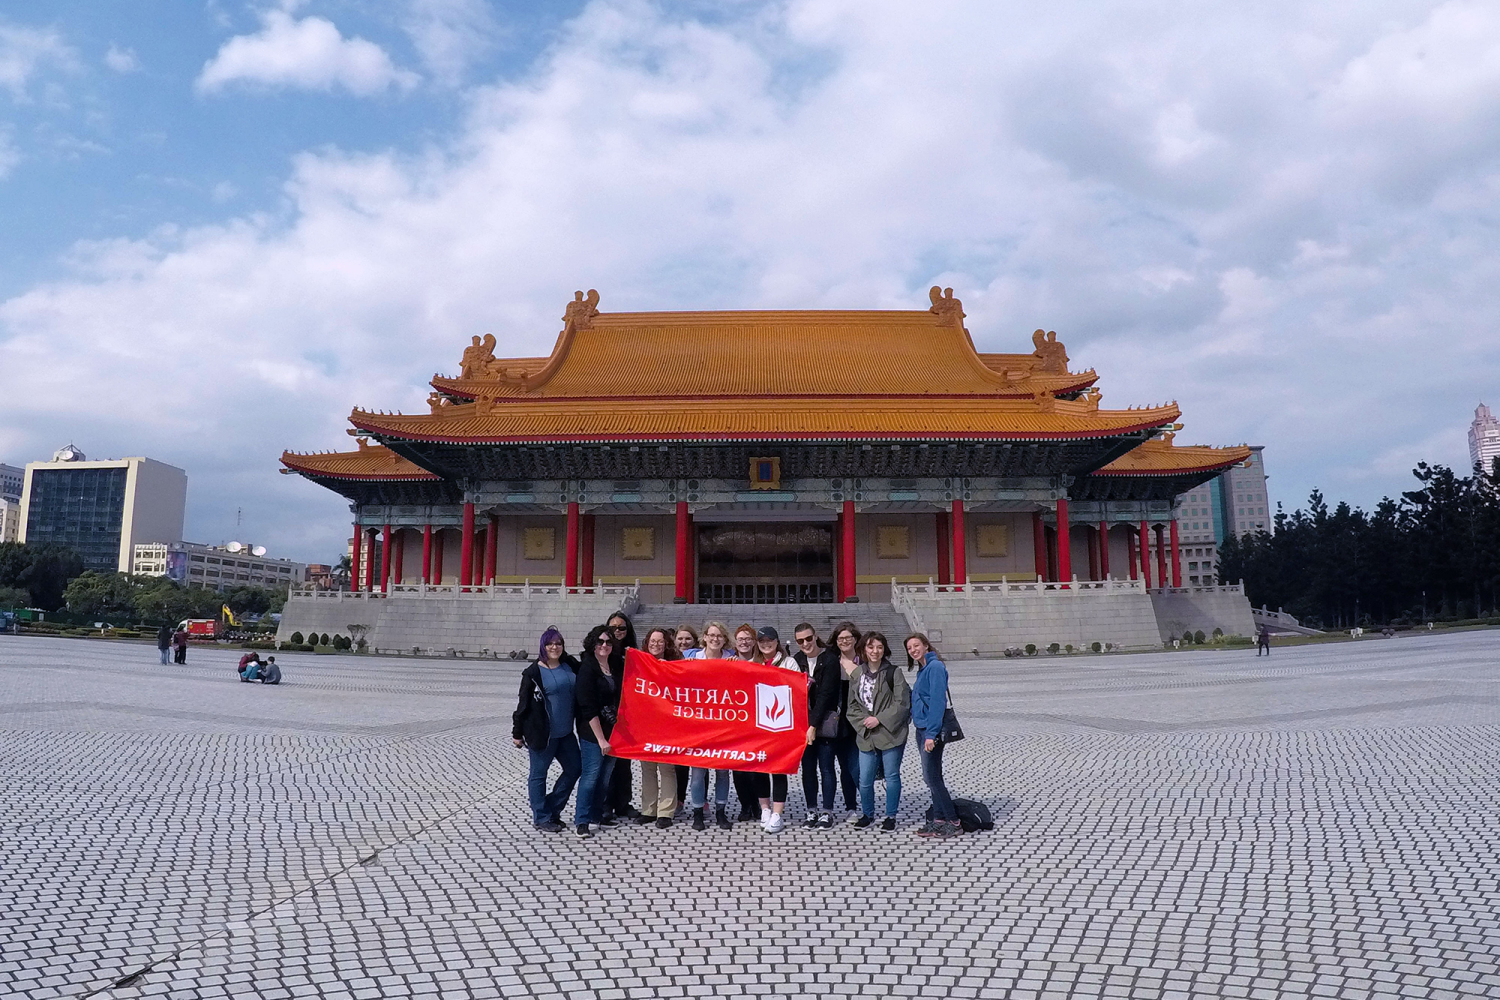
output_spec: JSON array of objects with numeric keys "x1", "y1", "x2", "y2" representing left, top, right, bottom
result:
[{"x1": 610, "y1": 649, "x2": 809, "y2": 774}]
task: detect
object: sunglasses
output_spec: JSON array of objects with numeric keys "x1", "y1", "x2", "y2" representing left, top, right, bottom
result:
[{"x1": 796, "y1": 635, "x2": 817, "y2": 644}]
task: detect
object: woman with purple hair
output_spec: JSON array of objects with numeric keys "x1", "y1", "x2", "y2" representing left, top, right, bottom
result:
[{"x1": 511, "y1": 626, "x2": 581, "y2": 833}]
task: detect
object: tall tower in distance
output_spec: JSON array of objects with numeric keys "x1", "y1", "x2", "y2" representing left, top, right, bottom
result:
[{"x1": 1469, "y1": 403, "x2": 1500, "y2": 474}]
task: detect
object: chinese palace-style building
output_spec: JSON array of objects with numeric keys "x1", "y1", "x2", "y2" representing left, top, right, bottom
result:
[{"x1": 279, "y1": 287, "x2": 1255, "y2": 654}]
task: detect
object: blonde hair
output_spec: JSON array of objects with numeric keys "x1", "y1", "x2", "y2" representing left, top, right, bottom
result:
[{"x1": 701, "y1": 621, "x2": 731, "y2": 646}]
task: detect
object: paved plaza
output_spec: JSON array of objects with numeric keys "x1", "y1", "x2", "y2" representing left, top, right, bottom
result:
[{"x1": 1, "y1": 632, "x2": 1498, "y2": 999}]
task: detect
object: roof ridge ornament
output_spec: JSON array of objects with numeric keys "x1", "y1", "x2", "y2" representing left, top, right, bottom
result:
[
  {"x1": 928, "y1": 286, "x2": 964, "y2": 328},
  {"x1": 1031, "y1": 329, "x2": 1069, "y2": 375},
  {"x1": 564, "y1": 288, "x2": 600, "y2": 334}
]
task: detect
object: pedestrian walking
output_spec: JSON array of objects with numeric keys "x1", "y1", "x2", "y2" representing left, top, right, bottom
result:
[
  {"x1": 846, "y1": 631, "x2": 910, "y2": 831},
  {"x1": 907, "y1": 634, "x2": 960, "y2": 839},
  {"x1": 1256, "y1": 625, "x2": 1271, "y2": 656},
  {"x1": 573, "y1": 624, "x2": 621, "y2": 838},
  {"x1": 513, "y1": 627, "x2": 581, "y2": 833}
]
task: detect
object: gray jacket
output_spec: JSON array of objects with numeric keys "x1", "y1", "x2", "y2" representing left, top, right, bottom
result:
[{"x1": 845, "y1": 660, "x2": 910, "y2": 752}]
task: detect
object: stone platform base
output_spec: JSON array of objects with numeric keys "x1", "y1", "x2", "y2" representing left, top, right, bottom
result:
[
  {"x1": 1150, "y1": 588, "x2": 1255, "y2": 642},
  {"x1": 899, "y1": 582, "x2": 1163, "y2": 655}
]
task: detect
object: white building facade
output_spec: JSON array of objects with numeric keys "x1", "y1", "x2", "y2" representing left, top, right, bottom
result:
[
  {"x1": 1469, "y1": 403, "x2": 1500, "y2": 474},
  {"x1": 132, "y1": 541, "x2": 306, "y2": 592}
]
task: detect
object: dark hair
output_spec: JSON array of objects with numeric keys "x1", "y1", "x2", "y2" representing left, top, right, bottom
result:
[
  {"x1": 861, "y1": 631, "x2": 890, "y2": 662},
  {"x1": 903, "y1": 632, "x2": 933, "y2": 667},
  {"x1": 538, "y1": 626, "x2": 567, "y2": 662},
  {"x1": 673, "y1": 624, "x2": 700, "y2": 649},
  {"x1": 828, "y1": 621, "x2": 861, "y2": 648},
  {"x1": 792, "y1": 622, "x2": 823, "y2": 648},
  {"x1": 606, "y1": 612, "x2": 637, "y2": 650},
  {"x1": 643, "y1": 627, "x2": 681, "y2": 660},
  {"x1": 584, "y1": 624, "x2": 615, "y2": 665}
]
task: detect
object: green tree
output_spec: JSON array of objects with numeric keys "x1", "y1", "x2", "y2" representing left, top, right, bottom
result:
[
  {"x1": 0, "y1": 542, "x2": 85, "y2": 611},
  {"x1": 0, "y1": 585, "x2": 30, "y2": 609},
  {"x1": 63, "y1": 571, "x2": 139, "y2": 620}
]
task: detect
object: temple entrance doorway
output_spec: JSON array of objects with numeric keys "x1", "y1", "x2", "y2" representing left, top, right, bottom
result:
[{"x1": 696, "y1": 522, "x2": 835, "y2": 604}]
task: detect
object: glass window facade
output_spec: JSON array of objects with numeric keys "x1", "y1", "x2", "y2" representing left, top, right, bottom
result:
[{"x1": 25, "y1": 467, "x2": 129, "y2": 572}]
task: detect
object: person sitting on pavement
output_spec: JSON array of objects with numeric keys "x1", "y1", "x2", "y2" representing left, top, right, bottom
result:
[
  {"x1": 259, "y1": 656, "x2": 282, "y2": 685},
  {"x1": 238, "y1": 653, "x2": 262, "y2": 682}
]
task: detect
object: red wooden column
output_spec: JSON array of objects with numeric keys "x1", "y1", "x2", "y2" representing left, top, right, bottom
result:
[
  {"x1": 379, "y1": 523, "x2": 393, "y2": 593},
  {"x1": 392, "y1": 528, "x2": 405, "y2": 586},
  {"x1": 1032, "y1": 512, "x2": 1048, "y2": 582},
  {"x1": 1055, "y1": 498, "x2": 1072, "y2": 584},
  {"x1": 421, "y1": 525, "x2": 432, "y2": 584},
  {"x1": 1126, "y1": 526, "x2": 1138, "y2": 580},
  {"x1": 1098, "y1": 521, "x2": 1110, "y2": 578},
  {"x1": 459, "y1": 502, "x2": 475, "y2": 590},
  {"x1": 349, "y1": 523, "x2": 361, "y2": 592},
  {"x1": 1085, "y1": 528, "x2": 1098, "y2": 581},
  {"x1": 1155, "y1": 524, "x2": 1169, "y2": 590},
  {"x1": 484, "y1": 514, "x2": 499, "y2": 587},
  {"x1": 833, "y1": 511, "x2": 843, "y2": 600},
  {"x1": 1138, "y1": 520, "x2": 1153, "y2": 588},
  {"x1": 1169, "y1": 519, "x2": 1182, "y2": 587},
  {"x1": 951, "y1": 499, "x2": 967, "y2": 590},
  {"x1": 674, "y1": 502, "x2": 692, "y2": 603},
  {"x1": 432, "y1": 530, "x2": 444, "y2": 585},
  {"x1": 580, "y1": 514, "x2": 595, "y2": 589},
  {"x1": 935, "y1": 511, "x2": 951, "y2": 586},
  {"x1": 564, "y1": 502, "x2": 579, "y2": 589},
  {"x1": 841, "y1": 500, "x2": 857, "y2": 602}
]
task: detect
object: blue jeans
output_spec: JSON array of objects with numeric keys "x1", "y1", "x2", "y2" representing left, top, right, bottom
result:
[
  {"x1": 527, "y1": 734, "x2": 581, "y2": 824},
  {"x1": 576, "y1": 739, "x2": 617, "y2": 827},
  {"x1": 919, "y1": 734, "x2": 956, "y2": 822},
  {"x1": 835, "y1": 733, "x2": 859, "y2": 810},
  {"x1": 806, "y1": 741, "x2": 838, "y2": 810},
  {"x1": 159, "y1": 648, "x2": 170, "y2": 664},
  {"x1": 858, "y1": 744, "x2": 905, "y2": 818},
  {"x1": 688, "y1": 767, "x2": 731, "y2": 810},
  {"x1": 240, "y1": 662, "x2": 259, "y2": 681}
]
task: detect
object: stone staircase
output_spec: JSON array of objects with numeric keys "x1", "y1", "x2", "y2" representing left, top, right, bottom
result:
[{"x1": 632, "y1": 600, "x2": 915, "y2": 646}]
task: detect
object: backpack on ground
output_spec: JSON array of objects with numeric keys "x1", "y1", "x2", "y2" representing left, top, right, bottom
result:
[{"x1": 924, "y1": 797, "x2": 994, "y2": 832}]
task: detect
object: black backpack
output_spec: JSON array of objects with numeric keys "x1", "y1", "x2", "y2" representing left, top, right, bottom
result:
[{"x1": 925, "y1": 798, "x2": 994, "y2": 832}]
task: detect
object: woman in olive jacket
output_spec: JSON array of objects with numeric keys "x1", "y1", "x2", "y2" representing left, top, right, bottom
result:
[{"x1": 844, "y1": 631, "x2": 911, "y2": 830}]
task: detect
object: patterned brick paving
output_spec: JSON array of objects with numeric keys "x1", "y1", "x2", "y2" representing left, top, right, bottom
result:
[{"x1": 1, "y1": 631, "x2": 1497, "y2": 998}]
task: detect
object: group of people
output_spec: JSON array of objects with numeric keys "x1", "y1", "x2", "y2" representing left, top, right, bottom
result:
[
  {"x1": 237, "y1": 652, "x2": 282, "y2": 684},
  {"x1": 154, "y1": 624, "x2": 190, "y2": 664},
  {"x1": 512, "y1": 612, "x2": 965, "y2": 839}
]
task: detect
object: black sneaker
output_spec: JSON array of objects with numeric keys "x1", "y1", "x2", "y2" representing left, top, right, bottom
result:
[
  {"x1": 817, "y1": 811, "x2": 834, "y2": 829},
  {"x1": 598, "y1": 815, "x2": 619, "y2": 827},
  {"x1": 655, "y1": 816, "x2": 672, "y2": 829},
  {"x1": 534, "y1": 820, "x2": 565, "y2": 833},
  {"x1": 915, "y1": 820, "x2": 941, "y2": 838},
  {"x1": 715, "y1": 807, "x2": 733, "y2": 830},
  {"x1": 575, "y1": 824, "x2": 592, "y2": 838},
  {"x1": 692, "y1": 808, "x2": 706, "y2": 831},
  {"x1": 802, "y1": 813, "x2": 819, "y2": 829},
  {"x1": 853, "y1": 815, "x2": 874, "y2": 828},
  {"x1": 940, "y1": 820, "x2": 964, "y2": 838},
  {"x1": 634, "y1": 814, "x2": 654, "y2": 825},
  {"x1": 881, "y1": 817, "x2": 897, "y2": 832},
  {"x1": 738, "y1": 806, "x2": 758, "y2": 823}
]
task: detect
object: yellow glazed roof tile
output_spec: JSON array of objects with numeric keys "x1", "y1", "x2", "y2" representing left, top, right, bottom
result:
[{"x1": 280, "y1": 444, "x2": 438, "y2": 480}]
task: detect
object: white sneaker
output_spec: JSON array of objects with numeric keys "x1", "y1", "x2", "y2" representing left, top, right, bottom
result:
[
  {"x1": 766, "y1": 812, "x2": 785, "y2": 834},
  {"x1": 760, "y1": 807, "x2": 772, "y2": 829}
]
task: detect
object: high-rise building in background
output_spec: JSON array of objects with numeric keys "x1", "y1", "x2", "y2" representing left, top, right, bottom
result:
[
  {"x1": 18, "y1": 446, "x2": 187, "y2": 574},
  {"x1": 0, "y1": 463, "x2": 22, "y2": 501},
  {"x1": 1469, "y1": 403, "x2": 1500, "y2": 474},
  {"x1": 1173, "y1": 445, "x2": 1271, "y2": 585},
  {"x1": 132, "y1": 541, "x2": 305, "y2": 592}
]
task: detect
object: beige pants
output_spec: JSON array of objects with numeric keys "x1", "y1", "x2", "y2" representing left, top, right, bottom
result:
[{"x1": 639, "y1": 761, "x2": 677, "y2": 819}]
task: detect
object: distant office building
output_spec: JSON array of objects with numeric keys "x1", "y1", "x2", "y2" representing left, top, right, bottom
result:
[
  {"x1": 0, "y1": 462, "x2": 22, "y2": 501},
  {"x1": 304, "y1": 563, "x2": 335, "y2": 589},
  {"x1": 0, "y1": 496, "x2": 21, "y2": 543},
  {"x1": 1469, "y1": 403, "x2": 1500, "y2": 474},
  {"x1": 18, "y1": 447, "x2": 187, "y2": 574},
  {"x1": 1174, "y1": 445, "x2": 1271, "y2": 584},
  {"x1": 132, "y1": 541, "x2": 305, "y2": 592}
]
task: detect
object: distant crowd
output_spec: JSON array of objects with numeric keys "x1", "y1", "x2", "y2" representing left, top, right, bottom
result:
[{"x1": 512, "y1": 613, "x2": 968, "y2": 839}]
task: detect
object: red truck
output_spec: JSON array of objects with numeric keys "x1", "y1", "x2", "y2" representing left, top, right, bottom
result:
[{"x1": 178, "y1": 619, "x2": 221, "y2": 639}]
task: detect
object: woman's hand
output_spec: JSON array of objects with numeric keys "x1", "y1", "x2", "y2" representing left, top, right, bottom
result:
[
  {"x1": 924, "y1": 738, "x2": 936, "y2": 752},
  {"x1": 863, "y1": 716, "x2": 879, "y2": 730},
  {"x1": 600, "y1": 741, "x2": 612, "y2": 756},
  {"x1": 805, "y1": 725, "x2": 815, "y2": 746},
  {"x1": 512, "y1": 738, "x2": 524, "y2": 748}
]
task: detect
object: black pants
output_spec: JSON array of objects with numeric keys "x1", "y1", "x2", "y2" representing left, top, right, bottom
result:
[
  {"x1": 752, "y1": 772, "x2": 788, "y2": 804},
  {"x1": 804, "y1": 740, "x2": 840, "y2": 810},
  {"x1": 732, "y1": 771, "x2": 759, "y2": 814},
  {"x1": 173, "y1": 646, "x2": 186, "y2": 664},
  {"x1": 674, "y1": 764, "x2": 689, "y2": 804},
  {"x1": 834, "y1": 733, "x2": 859, "y2": 810},
  {"x1": 607, "y1": 758, "x2": 633, "y2": 814}
]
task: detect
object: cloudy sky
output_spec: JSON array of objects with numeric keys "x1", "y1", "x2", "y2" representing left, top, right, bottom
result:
[{"x1": 1, "y1": 0, "x2": 1497, "y2": 563}]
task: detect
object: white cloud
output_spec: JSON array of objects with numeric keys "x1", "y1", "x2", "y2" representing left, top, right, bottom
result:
[
  {"x1": 196, "y1": 9, "x2": 418, "y2": 96},
  {"x1": 0, "y1": 21, "x2": 74, "y2": 96},
  {"x1": 402, "y1": 0, "x2": 498, "y2": 86},
  {"x1": 103, "y1": 43, "x2": 138, "y2": 73},
  {"x1": 4, "y1": 0, "x2": 1500, "y2": 559}
]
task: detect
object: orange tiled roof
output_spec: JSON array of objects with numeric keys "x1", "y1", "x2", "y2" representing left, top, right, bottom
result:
[
  {"x1": 350, "y1": 396, "x2": 1182, "y2": 444},
  {"x1": 1094, "y1": 438, "x2": 1252, "y2": 476},
  {"x1": 280, "y1": 443, "x2": 438, "y2": 480},
  {"x1": 975, "y1": 354, "x2": 1097, "y2": 395}
]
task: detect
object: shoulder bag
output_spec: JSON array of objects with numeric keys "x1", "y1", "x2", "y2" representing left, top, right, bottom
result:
[{"x1": 937, "y1": 685, "x2": 964, "y2": 744}]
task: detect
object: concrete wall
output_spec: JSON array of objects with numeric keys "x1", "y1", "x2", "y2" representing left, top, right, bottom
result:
[
  {"x1": 278, "y1": 591, "x2": 635, "y2": 656},
  {"x1": 1150, "y1": 589, "x2": 1255, "y2": 642},
  {"x1": 901, "y1": 587, "x2": 1163, "y2": 655}
]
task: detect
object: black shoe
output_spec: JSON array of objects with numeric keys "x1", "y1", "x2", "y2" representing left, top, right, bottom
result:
[
  {"x1": 598, "y1": 815, "x2": 619, "y2": 827},
  {"x1": 802, "y1": 813, "x2": 819, "y2": 828},
  {"x1": 575, "y1": 824, "x2": 592, "y2": 838},
  {"x1": 692, "y1": 808, "x2": 706, "y2": 831},
  {"x1": 854, "y1": 815, "x2": 874, "y2": 828},
  {"x1": 915, "y1": 820, "x2": 941, "y2": 838},
  {"x1": 881, "y1": 817, "x2": 896, "y2": 832},
  {"x1": 535, "y1": 820, "x2": 565, "y2": 833},
  {"x1": 817, "y1": 811, "x2": 834, "y2": 829},
  {"x1": 715, "y1": 807, "x2": 733, "y2": 830},
  {"x1": 738, "y1": 806, "x2": 757, "y2": 822},
  {"x1": 655, "y1": 816, "x2": 672, "y2": 829},
  {"x1": 634, "y1": 813, "x2": 654, "y2": 825}
]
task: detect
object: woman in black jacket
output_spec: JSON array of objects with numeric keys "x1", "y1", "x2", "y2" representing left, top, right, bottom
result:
[
  {"x1": 790, "y1": 622, "x2": 827, "y2": 827},
  {"x1": 573, "y1": 624, "x2": 622, "y2": 838},
  {"x1": 511, "y1": 627, "x2": 580, "y2": 833},
  {"x1": 604, "y1": 612, "x2": 639, "y2": 821},
  {"x1": 813, "y1": 621, "x2": 863, "y2": 823}
]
